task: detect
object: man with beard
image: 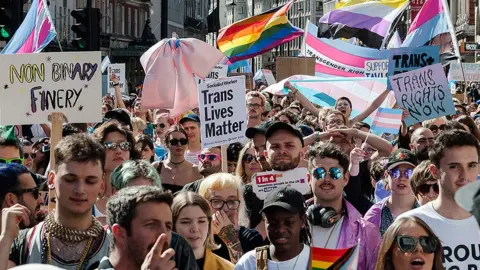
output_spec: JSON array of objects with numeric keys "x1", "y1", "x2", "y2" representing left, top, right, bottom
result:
[
  {"x1": 410, "y1": 127, "x2": 434, "y2": 162},
  {"x1": 0, "y1": 164, "x2": 43, "y2": 230},
  {"x1": 246, "y1": 92, "x2": 266, "y2": 128},
  {"x1": 182, "y1": 147, "x2": 222, "y2": 192},
  {"x1": 264, "y1": 122, "x2": 304, "y2": 171},
  {"x1": 97, "y1": 186, "x2": 198, "y2": 270},
  {"x1": 307, "y1": 142, "x2": 381, "y2": 270}
]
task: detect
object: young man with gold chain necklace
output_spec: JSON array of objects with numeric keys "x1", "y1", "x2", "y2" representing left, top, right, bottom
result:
[{"x1": 0, "y1": 134, "x2": 109, "y2": 269}]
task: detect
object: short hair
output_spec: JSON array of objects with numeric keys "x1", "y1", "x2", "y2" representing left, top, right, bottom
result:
[
  {"x1": 306, "y1": 142, "x2": 350, "y2": 173},
  {"x1": 273, "y1": 109, "x2": 298, "y2": 124},
  {"x1": 410, "y1": 160, "x2": 435, "y2": 196},
  {"x1": 0, "y1": 163, "x2": 30, "y2": 204},
  {"x1": 0, "y1": 138, "x2": 22, "y2": 157},
  {"x1": 172, "y1": 192, "x2": 220, "y2": 250},
  {"x1": 457, "y1": 115, "x2": 479, "y2": 134},
  {"x1": 370, "y1": 158, "x2": 387, "y2": 182},
  {"x1": 444, "y1": 120, "x2": 467, "y2": 131},
  {"x1": 135, "y1": 134, "x2": 155, "y2": 162},
  {"x1": 335, "y1": 97, "x2": 352, "y2": 109},
  {"x1": 429, "y1": 129, "x2": 480, "y2": 167},
  {"x1": 164, "y1": 125, "x2": 188, "y2": 147},
  {"x1": 246, "y1": 91, "x2": 266, "y2": 109},
  {"x1": 54, "y1": 133, "x2": 106, "y2": 171},
  {"x1": 110, "y1": 160, "x2": 162, "y2": 190},
  {"x1": 62, "y1": 124, "x2": 81, "y2": 138},
  {"x1": 131, "y1": 117, "x2": 147, "y2": 132},
  {"x1": 352, "y1": 122, "x2": 371, "y2": 131},
  {"x1": 94, "y1": 120, "x2": 140, "y2": 160},
  {"x1": 107, "y1": 186, "x2": 173, "y2": 248},
  {"x1": 227, "y1": 142, "x2": 243, "y2": 162}
]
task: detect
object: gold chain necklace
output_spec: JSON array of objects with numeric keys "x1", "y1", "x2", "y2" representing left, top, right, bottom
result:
[
  {"x1": 46, "y1": 231, "x2": 93, "y2": 270},
  {"x1": 44, "y1": 212, "x2": 103, "y2": 242}
]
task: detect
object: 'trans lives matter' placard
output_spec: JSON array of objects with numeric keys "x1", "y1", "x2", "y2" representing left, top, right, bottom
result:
[
  {"x1": 198, "y1": 76, "x2": 247, "y2": 148},
  {"x1": 0, "y1": 52, "x2": 102, "y2": 125},
  {"x1": 390, "y1": 63, "x2": 455, "y2": 126}
]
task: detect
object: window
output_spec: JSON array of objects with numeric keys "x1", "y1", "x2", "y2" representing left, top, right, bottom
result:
[
  {"x1": 121, "y1": 6, "x2": 125, "y2": 35},
  {"x1": 239, "y1": 6, "x2": 244, "y2": 14},
  {"x1": 108, "y1": 3, "x2": 113, "y2": 33},
  {"x1": 134, "y1": 9, "x2": 138, "y2": 37},
  {"x1": 127, "y1": 7, "x2": 131, "y2": 36}
]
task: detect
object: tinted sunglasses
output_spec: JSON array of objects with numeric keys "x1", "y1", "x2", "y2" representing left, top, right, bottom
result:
[
  {"x1": 153, "y1": 123, "x2": 166, "y2": 129},
  {"x1": 24, "y1": 153, "x2": 36, "y2": 159},
  {"x1": 389, "y1": 168, "x2": 413, "y2": 179},
  {"x1": 104, "y1": 142, "x2": 132, "y2": 151},
  {"x1": 169, "y1": 138, "x2": 188, "y2": 146},
  {"x1": 313, "y1": 167, "x2": 343, "y2": 180},
  {"x1": 417, "y1": 182, "x2": 439, "y2": 195},
  {"x1": 242, "y1": 154, "x2": 259, "y2": 163},
  {"x1": 396, "y1": 235, "x2": 438, "y2": 254},
  {"x1": 429, "y1": 124, "x2": 446, "y2": 132},
  {"x1": 0, "y1": 158, "x2": 24, "y2": 165},
  {"x1": 198, "y1": 154, "x2": 221, "y2": 162},
  {"x1": 17, "y1": 187, "x2": 40, "y2": 200}
]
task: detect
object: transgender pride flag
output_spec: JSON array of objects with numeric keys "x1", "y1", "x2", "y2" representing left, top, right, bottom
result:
[
  {"x1": 371, "y1": 108, "x2": 403, "y2": 134},
  {"x1": 1, "y1": 0, "x2": 56, "y2": 54}
]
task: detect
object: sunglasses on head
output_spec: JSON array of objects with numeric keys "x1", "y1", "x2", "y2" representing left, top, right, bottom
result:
[
  {"x1": 429, "y1": 124, "x2": 446, "y2": 132},
  {"x1": 242, "y1": 153, "x2": 259, "y2": 163},
  {"x1": 16, "y1": 187, "x2": 40, "y2": 200},
  {"x1": 169, "y1": 138, "x2": 188, "y2": 146},
  {"x1": 417, "y1": 182, "x2": 439, "y2": 195},
  {"x1": 198, "y1": 154, "x2": 221, "y2": 162},
  {"x1": 153, "y1": 123, "x2": 166, "y2": 129},
  {"x1": 313, "y1": 167, "x2": 343, "y2": 180},
  {"x1": 104, "y1": 141, "x2": 132, "y2": 151},
  {"x1": 24, "y1": 153, "x2": 36, "y2": 159},
  {"x1": 0, "y1": 158, "x2": 24, "y2": 165},
  {"x1": 396, "y1": 235, "x2": 438, "y2": 254},
  {"x1": 389, "y1": 168, "x2": 413, "y2": 179}
]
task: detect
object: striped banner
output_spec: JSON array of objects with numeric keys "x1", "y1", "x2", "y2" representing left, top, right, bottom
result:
[{"x1": 371, "y1": 107, "x2": 403, "y2": 134}]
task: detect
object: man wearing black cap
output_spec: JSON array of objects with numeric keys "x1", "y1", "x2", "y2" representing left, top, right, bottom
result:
[
  {"x1": 180, "y1": 114, "x2": 203, "y2": 165},
  {"x1": 264, "y1": 121, "x2": 304, "y2": 171},
  {"x1": 399, "y1": 130, "x2": 480, "y2": 269},
  {"x1": 235, "y1": 186, "x2": 311, "y2": 269}
]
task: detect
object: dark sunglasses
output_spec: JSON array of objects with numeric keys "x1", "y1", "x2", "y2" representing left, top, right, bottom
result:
[
  {"x1": 242, "y1": 153, "x2": 258, "y2": 163},
  {"x1": 396, "y1": 235, "x2": 438, "y2": 254},
  {"x1": 24, "y1": 153, "x2": 37, "y2": 159},
  {"x1": 0, "y1": 158, "x2": 24, "y2": 165},
  {"x1": 198, "y1": 154, "x2": 221, "y2": 162},
  {"x1": 313, "y1": 167, "x2": 343, "y2": 180},
  {"x1": 417, "y1": 182, "x2": 439, "y2": 195},
  {"x1": 429, "y1": 124, "x2": 446, "y2": 132},
  {"x1": 104, "y1": 141, "x2": 132, "y2": 151},
  {"x1": 153, "y1": 123, "x2": 166, "y2": 129},
  {"x1": 389, "y1": 168, "x2": 413, "y2": 179},
  {"x1": 169, "y1": 138, "x2": 188, "y2": 146},
  {"x1": 17, "y1": 187, "x2": 40, "y2": 200}
]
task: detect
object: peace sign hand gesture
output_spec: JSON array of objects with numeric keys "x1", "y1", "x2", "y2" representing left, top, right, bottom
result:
[{"x1": 141, "y1": 234, "x2": 177, "y2": 270}]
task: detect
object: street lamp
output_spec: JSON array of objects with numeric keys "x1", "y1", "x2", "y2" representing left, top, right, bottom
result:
[{"x1": 228, "y1": 0, "x2": 237, "y2": 23}]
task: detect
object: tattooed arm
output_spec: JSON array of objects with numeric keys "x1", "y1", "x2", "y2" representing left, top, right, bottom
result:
[{"x1": 218, "y1": 224, "x2": 243, "y2": 263}]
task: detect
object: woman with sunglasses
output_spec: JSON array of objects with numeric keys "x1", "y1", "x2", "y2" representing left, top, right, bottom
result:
[
  {"x1": 153, "y1": 112, "x2": 173, "y2": 160},
  {"x1": 154, "y1": 125, "x2": 202, "y2": 193},
  {"x1": 235, "y1": 142, "x2": 262, "y2": 184},
  {"x1": 31, "y1": 137, "x2": 50, "y2": 176},
  {"x1": 135, "y1": 134, "x2": 155, "y2": 163},
  {"x1": 375, "y1": 216, "x2": 444, "y2": 270},
  {"x1": 19, "y1": 139, "x2": 35, "y2": 171},
  {"x1": 93, "y1": 120, "x2": 140, "y2": 223},
  {"x1": 199, "y1": 173, "x2": 264, "y2": 263},
  {"x1": 172, "y1": 192, "x2": 234, "y2": 270},
  {"x1": 409, "y1": 161, "x2": 439, "y2": 206},
  {"x1": 365, "y1": 149, "x2": 420, "y2": 236}
]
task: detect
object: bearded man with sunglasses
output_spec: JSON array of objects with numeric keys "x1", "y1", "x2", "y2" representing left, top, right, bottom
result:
[{"x1": 307, "y1": 142, "x2": 381, "y2": 270}]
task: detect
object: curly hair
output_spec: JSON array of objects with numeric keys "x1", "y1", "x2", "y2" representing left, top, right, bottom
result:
[
  {"x1": 93, "y1": 120, "x2": 141, "y2": 160},
  {"x1": 306, "y1": 142, "x2": 350, "y2": 172}
]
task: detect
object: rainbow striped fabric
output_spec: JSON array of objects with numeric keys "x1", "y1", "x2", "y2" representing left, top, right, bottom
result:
[
  {"x1": 217, "y1": 0, "x2": 302, "y2": 63},
  {"x1": 371, "y1": 108, "x2": 403, "y2": 134},
  {"x1": 1, "y1": 0, "x2": 56, "y2": 54},
  {"x1": 312, "y1": 244, "x2": 360, "y2": 269},
  {"x1": 318, "y1": 0, "x2": 408, "y2": 48}
]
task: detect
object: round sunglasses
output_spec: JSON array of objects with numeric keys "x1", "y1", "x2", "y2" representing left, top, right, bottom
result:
[
  {"x1": 389, "y1": 168, "x2": 413, "y2": 180},
  {"x1": 396, "y1": 235, "x2": 438, "y2": 254},
  {"x1": 312, "y1": 167, "x2": 343, "y2": 180}
]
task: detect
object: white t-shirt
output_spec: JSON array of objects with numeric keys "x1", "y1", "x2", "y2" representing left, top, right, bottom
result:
[
  {"x1": 185, "y1": 150, "x2": 201, "y2": 165},
  {"x1": 398, "y1": 202, "x2": 480, "y2": 269},
  {"x1": 234, "y1": 244, "x2": 310, "y2": 270},
  {"x1": 312, "y1": 216, "x2": 344, "y2": 249}
]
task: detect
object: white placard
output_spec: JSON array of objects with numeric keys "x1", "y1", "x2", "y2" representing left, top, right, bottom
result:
[
  {"x1": 196, "y1": 64, "x2": 228, "y2": 84},
  {"x1": 365, "y1": 60, "x2": 388, "y2": 78},
  {"x1": 449, "y1": 63, "x2": 480, "y2": 81},
  {"x1": 198, "y1": 76, "x2": 247, "y2": 148},
  {"x1": 101, "y1": 55, "x2": 111, "y2": 73},
  {"x1": 262, "y1": 69, "x2": 276, "y2": 86},
  {"x1": 108, "y1": 63, "x2": 126, "y2": 94},
  {"x1": 252, "y1": 168, "x2": 311, "y2": 200},
  {"x1": 0, "y1": 52, "x2": 102, "y2": 125}
]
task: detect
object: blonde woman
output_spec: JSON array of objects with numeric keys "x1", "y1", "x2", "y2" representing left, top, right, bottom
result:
[
  {"x1": 198, "y1": 173, "x2": 263, "y2": 263},
  {"x1": 172, "y1": 192, "x2": 234, "y2": 270},
  {"x1": 130, "y1": 116, "x2": 147, "y2": 137},
  {"x1": 235, "y1": 142, "x2": 263, "y2": 184}
]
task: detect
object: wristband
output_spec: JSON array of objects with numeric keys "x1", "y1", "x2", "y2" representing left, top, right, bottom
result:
[{"x1": 112, "y1": 82, "x2": 120, "y2": 87}]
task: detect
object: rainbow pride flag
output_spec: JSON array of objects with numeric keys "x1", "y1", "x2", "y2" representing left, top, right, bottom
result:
[
  {"x1": 217, "y1": 0, "x2": 302, "y2": 63},
  {"x1": 312, "y1": 244, "x2": 359, "y2": 270}
]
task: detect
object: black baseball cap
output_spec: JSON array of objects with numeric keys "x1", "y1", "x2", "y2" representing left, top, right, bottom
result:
[
  {"x1": 261, "y1": 186, "x2": 306, "y2": 214},
  {"x1": 386, "y1": 149, "x2": 418, "y2": 170},
  {"x1": 245, "y1": 120, "x2": 274, "y2": 139},
  {"x1": 105, "y1": 109, "x2": 133, "y2": 130},
  {"x1": 265, "y1": 121, "x2": 304, "y2": 147},
  {"x1": 179, "y1": 114, "x2": 200, "y2": 124},
  {"x1": 455, "y1": 181, "x2": 480, "y2": 225}
]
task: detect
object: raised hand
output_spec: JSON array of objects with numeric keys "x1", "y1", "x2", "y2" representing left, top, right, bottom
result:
[
  {"x1": 141, "y1": 234, "x2": 177, "y2": 270},
  {"x1": 1, "y1": 204, "x2": 30, "y2": 241}
]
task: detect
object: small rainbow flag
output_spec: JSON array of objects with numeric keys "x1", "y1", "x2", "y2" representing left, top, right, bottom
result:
[
  {"x1": 311, "y1": 244, "x2": 359, "y2": 270},
  {"x1": 217, "y1": 0, "x2": 303, "y2": 63}
]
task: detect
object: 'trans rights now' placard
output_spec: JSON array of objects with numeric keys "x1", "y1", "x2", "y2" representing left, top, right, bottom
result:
[
  {"x1": 198, "y1": 76, "x2": 247, "y2": 148},
  {"x1": 390, "y1": 63, "x2": 455, "y2": 126}
]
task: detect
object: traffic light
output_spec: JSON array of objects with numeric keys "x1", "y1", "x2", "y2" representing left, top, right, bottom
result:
[
  {"x1": 0, "y1": 0, "x2": 24, "y2": 41},
  {"x1": 71, "y1": 8, "x2": 101, "y2": 51}
]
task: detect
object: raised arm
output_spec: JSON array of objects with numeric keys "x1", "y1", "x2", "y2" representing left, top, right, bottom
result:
[
  {"x1": 350, "y1": 89, "x2": 390, "y2": 125},
  {"x1": 285, "y1": 81, "x2": 320, "y2": 116}
]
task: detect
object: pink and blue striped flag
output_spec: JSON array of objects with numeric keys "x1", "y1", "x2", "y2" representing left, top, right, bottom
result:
[
  {"x1": 1, "y1": 0, "x2": 56, "y2": 54},
  {"x1": 371, "y1": 107, "x2": 403, "y2": 134}
]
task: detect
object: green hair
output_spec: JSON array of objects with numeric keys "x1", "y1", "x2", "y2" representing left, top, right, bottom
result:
[{"x1": 110, "y1": 160, "x2": 162, "y2": 190}]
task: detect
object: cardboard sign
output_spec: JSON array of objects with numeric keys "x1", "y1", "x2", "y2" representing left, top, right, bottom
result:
[
  {"x1": 276, "y1": 57, "x2": 315, "y2": 81},
  {"x1": 390, "y1": 63, "x2": 455, "y2": 126},
  {"x1": 196, "y1": 64, "x2": 228, "y2": 84},
  {"x1": 108, "y1": 63, "x2": 126, "y2": 94},
  {"x1": 0, "y1": 52, "x2": 102, "y2": 125},
  {"x1": 387, "y1": 46, "x2": 440, "y2": 88},
  {"x1": 365, "y1": 60, "x2": 388, "y2": 78},
  {"x1": 252, "y1": 168, "x2": 311, "y2": 200},
  {"x1": 449, "y1": 63, "x2": 480, "y2": 81},
  {"x1": 198, "y1": 76, "x2": 247, "y2": 148},
  {"x1": 254, "y1": 69, "x2": 277, "y2": 87}
]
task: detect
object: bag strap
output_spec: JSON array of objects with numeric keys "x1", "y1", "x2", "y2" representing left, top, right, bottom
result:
[
  {"x1": 255, "y1": 245, "x2": 269, "y2": 270},
  {"x1": 22, "y1": 224, "x2": 40, "y2": 264}
]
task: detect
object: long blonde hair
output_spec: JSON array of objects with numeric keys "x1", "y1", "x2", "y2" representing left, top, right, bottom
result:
[{"x1": 235, "y1": 141, "x2": 255, "y2": 183}]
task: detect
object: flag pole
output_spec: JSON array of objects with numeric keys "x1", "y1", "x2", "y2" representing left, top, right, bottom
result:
[{"x1": 441, "y1": 0, "x2": 461, "y2": 61}]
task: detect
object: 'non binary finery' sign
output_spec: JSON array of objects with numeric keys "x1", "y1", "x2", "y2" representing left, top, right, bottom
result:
[
  {"x1": 390, "y1": 63, "x2": 455, "y2": 126},
  {"x1": 198, "y1": 76, "x2": 247, "y2": 148},
  {"x1": 0, "y1": 52, "x2": 102, "y2": 125}
]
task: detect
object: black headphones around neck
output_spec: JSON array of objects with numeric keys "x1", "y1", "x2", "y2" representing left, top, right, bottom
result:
[{"x1": 307, "y1": 204, "x2": 345, "y2": 228}]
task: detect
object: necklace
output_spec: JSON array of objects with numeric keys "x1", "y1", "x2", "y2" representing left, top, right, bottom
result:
[
  {"x1": 44, "y1": 212, "x2": 103, "y2": 242},
  {"x1": 46, "y1": 231, "x2": 93, "y2": 270},
  {"x1": 273, "y1": 245, "x2": 302, "y2": 270},
  {"x1": 169, "y1": 159, "x2": 185, "y2": 165},
  {"x1": 324, "y1": 222, "x2": 339, "y2": 248}
]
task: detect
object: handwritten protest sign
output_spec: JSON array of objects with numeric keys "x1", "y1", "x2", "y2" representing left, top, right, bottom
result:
[
  {"x1": 387, "y1": 46, "x2": 440, "y2": 88},
  {"x1": 365, "y1": 60, "x2": 388, "y2": 78},
  {"x1": 198, "y1": 76, "x2": 247, "y2": 148},
  {"x1": 390, "y1": 63, "x2": 455, "y2": 126},
  {"x1": 252, "y1": 168, "x2": 311, "y2": 200},
  {"x1": 0, "y1": 52, "x2": 102, "y2": 125},
  {"x1": 449, "y1": 63, "x2": 480, "y2": 81},
  {"x1": 108, "y1": 63, "x2": 126, "y2": 94},
  {"x1": 196, "y1": 64, "x2": 228, "y2": 84}
]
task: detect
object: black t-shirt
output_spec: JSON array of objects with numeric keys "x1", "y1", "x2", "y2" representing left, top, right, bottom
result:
[
  {"x1": 213, "y1": 226, "x2": 264, "y2": 261},
  {"x1": 170, "y1": 232, "x2": 200, "y2": 270},
  {"x1": 243, "y1": 184, "x2": 264, "y2": 229},
  {"x1": 196, "y1": 257, "x2": 205, "y2": 270},
  {"x1": 344, "y1": 160, "x2": 374, "y2": 216}
]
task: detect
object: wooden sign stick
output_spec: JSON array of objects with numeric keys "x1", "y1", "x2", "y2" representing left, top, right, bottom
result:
[
  {"x1": 221, "y1": 144, "x2": 228, "y2": 173},
  {"x1": 47, "y1": 112, "x2": 64, "y2": 213}
]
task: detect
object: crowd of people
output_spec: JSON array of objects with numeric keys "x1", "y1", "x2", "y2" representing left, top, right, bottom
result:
[{"x1": 1, "y1": 75, "x2": 480, "y2": 270}]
